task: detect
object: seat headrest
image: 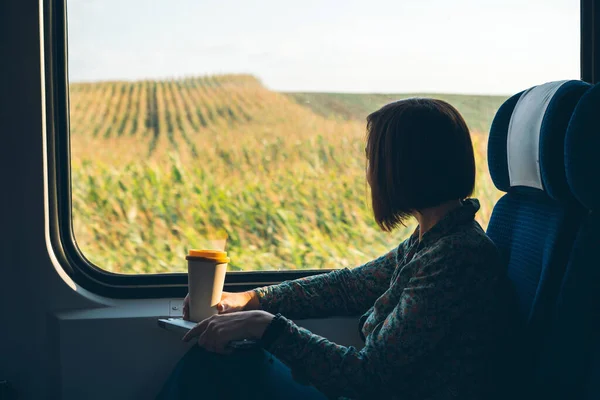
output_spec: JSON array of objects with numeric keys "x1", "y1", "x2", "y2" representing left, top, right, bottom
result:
[
  {"x1": 565, "y1": 83, "x2": 600, "y2": 211},
  {"x1": 488, "y1": 80, "x2": 591, "y2": 203}
]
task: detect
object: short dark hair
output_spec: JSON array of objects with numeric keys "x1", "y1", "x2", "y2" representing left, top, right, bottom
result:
[{"x1": 366, "y1": 98, "x2": 475, "y2": 231}]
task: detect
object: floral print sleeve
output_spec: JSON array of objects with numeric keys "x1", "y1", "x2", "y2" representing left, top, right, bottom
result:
[
  {"x1": 253, "y1": 248, "x2": 400, "y2": 319},
  {"x1": 257, "y1": 199, "x2": 510, "y2": 400},
  {"x1": 264, "y1": 240, "x2": 500, "y2": 399}
]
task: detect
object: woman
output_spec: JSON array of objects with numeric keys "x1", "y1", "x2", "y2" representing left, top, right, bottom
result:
[{"x1": 157, "y1": 98, "x2": 514, "y2": 400}]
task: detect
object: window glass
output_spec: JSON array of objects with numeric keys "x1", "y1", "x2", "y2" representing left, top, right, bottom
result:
[{"x1": 67, "y1": 0, "x2": 579, "y2": 274}]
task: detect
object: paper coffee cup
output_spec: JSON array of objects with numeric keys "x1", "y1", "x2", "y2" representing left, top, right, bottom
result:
[{"x1": 186, "y1": 249, "x2": 229, "y2": 323}]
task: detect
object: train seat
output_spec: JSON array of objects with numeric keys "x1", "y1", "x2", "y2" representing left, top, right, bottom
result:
[
  {"x1": 531, "y1": 83, "x2": 600, "y2": 399},
  {"x1": 485, "y1": 80, "x2": 591, "y2": 396}
]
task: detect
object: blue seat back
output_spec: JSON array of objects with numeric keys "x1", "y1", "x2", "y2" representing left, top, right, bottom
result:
[
  {"x1": 486, "y1": 81, "x2": 590, "y2": 383},
  {"x1": 533, "y1": 83, "x2": 600, "y2": 399}
]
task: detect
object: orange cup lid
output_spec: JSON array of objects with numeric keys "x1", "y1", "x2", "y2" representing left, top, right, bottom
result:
[{"x1": 187, "y1": 249, "x2": 229, "y2": 263}]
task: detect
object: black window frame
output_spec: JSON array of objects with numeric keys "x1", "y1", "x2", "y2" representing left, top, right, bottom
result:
[
  {"x1": 44, "y1": 0, "x2": 597, "y2": 299},
  {"x1": 582, "y1": 0, "x2": 600, "y2": 83}
]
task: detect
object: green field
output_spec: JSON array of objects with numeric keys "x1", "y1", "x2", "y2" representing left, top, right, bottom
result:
[
  {"x1": 69, "y1": 75, "x2": 505, "y2": 274},
  {"x1": 286, "y1": 92, "x2": 507, "y2": 133}
]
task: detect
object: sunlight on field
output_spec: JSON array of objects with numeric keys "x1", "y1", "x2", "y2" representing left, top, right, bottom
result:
[{"x1": 69, "y1": 75, "x2": 503, "y2": 274}]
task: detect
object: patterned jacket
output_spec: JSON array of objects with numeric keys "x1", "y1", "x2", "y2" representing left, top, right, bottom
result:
[{"x1": 254, "y1": 199, "x2": 513, "y2": 399}]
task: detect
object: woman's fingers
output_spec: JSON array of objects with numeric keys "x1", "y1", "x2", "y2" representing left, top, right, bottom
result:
[
  {"x1": 182, "y1": 317, "x2": 211, "y2": 342},
  {"x1": 195, "y1": 321, "x2": 232, "y2": 354},
  {"x1": 216, "y1": 291, "x2": 255, "y2": 314},
  {"x1": 217, "y1": 302, "x2": 229, "y2": 314},
  {"x1": 213, "y1": 329, "x2": 232, "y2": 354},
  {"x1": 182, "y1": 294, "x2": 190, "y2": 321},
  {"x1": 183, "y1": 311, "x2": 266, "y2": 354},
  {"x1": 197, "y1": 327, "x2": 210, "y2": 348},
  {"x1": 211, "y1": 330, "x2": 222, "y2": 353}
]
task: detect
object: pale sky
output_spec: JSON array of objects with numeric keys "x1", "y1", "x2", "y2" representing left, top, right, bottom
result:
[{"x1": 67, "y1": 0, "x2": 580, "y2": 95}]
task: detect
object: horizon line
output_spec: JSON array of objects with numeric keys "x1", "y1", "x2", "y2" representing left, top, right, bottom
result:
[{"x1": 68, "y1": 75, "x2": 512, "y2": 97}]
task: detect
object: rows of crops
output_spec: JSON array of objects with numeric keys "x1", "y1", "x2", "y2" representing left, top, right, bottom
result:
[
  {"x1": 69, "y1": 75, "x2": 503, "y2": 274},
  {"x1": 69, "y1": 75, "x2": 320, "y2": 156}
]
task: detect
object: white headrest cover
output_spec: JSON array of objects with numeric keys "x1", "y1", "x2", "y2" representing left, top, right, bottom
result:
[{"x1": 507, "y1": 80, "x2": 568, "y2": 190}]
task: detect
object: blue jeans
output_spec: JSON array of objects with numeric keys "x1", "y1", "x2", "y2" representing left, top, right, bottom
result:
[{"x1": 156, "y1": 345, "x2": 328, "y2": 400}]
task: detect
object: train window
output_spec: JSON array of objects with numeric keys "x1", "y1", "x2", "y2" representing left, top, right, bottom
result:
[{"x1": 64, "y1": 0, "x2": 579, "y2": 278}]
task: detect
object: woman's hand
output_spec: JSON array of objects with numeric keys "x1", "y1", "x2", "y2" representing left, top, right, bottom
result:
[
  {"x1": 182, "y1": 294, "x2": 191, "y2": 320},
  {"x1": 182, "y1": 310, "x2": 275, "y2": 354},
  {"x1": 217, "y1": 291, "x2": 260, "y2": 314},
  {"x1": 182, "y1": 290, "x2": 260, "y2": 320}
]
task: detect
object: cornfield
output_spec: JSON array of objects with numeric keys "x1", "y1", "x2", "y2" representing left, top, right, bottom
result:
[{"x1": 69, "y1": 74, "x2": 505, "y2": 274}]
